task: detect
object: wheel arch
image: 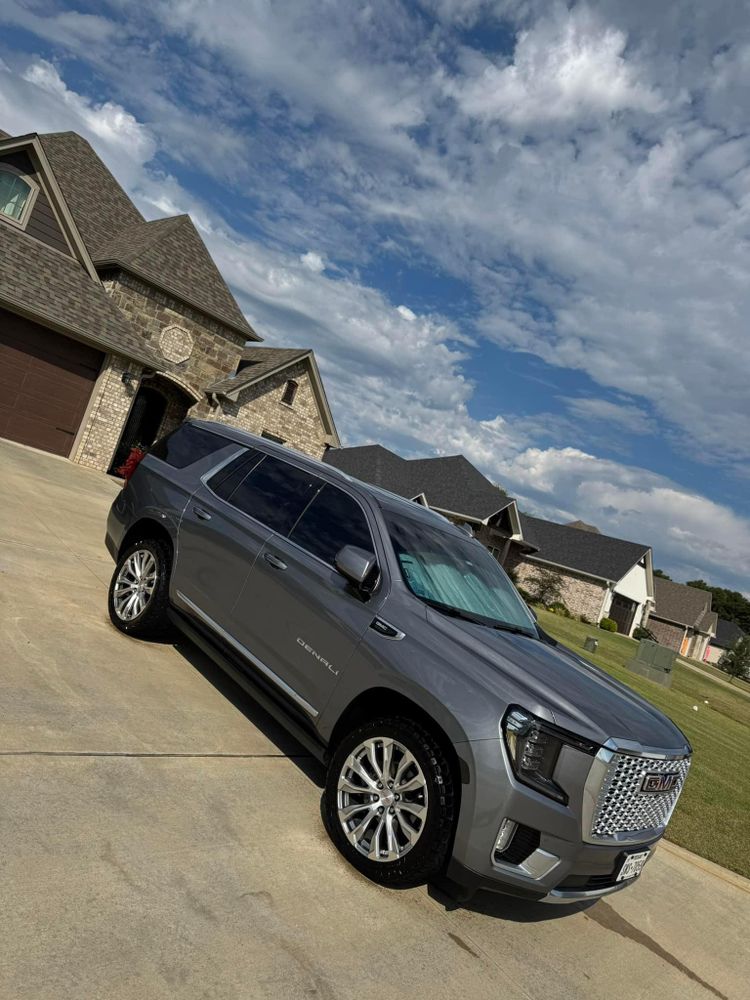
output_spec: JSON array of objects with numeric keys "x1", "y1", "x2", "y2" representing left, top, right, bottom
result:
[
  {"x1": 118, "y1": 517, "x2": 174, "y2": 561},
  {"x1": 328, "y1": 687, "x2": 467, "y2": 792}
]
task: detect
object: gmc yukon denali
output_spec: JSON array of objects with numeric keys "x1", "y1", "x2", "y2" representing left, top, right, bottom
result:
[{"x1": 105, "y1": 420, "x2": 691, "y2": 903}]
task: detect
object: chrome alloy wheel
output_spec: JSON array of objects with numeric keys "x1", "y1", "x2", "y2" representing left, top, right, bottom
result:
[
  {"x1": 113, "y1": 549, "x2": 158, "y2": 621},
  {"x1": 337, "y1": 737, "x2": 429, "y2": 861}
]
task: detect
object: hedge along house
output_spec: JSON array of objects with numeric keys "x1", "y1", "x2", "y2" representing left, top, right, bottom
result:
[
  {"x1": 507, "y1": 516, "x2": 654, "y2": 635},
  {"x1": 0, "y1": 128, "x2": 338, "y2": 469},
  {"x1": 323, "y1": 444, "x2": 526, "y2": 565},
  {"x1": 646, "y1": 578, "x2": 718, "y2": 659}
]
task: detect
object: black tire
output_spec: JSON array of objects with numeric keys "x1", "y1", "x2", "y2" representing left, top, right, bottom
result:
[
  {"x1": 107, "y1": 536, "x2": 173, "y2": 640},
  {"x1": 323, "y1": 716, "x2": 456, "y2": 888}
]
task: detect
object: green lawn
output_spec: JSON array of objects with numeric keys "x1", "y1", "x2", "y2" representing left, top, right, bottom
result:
[{"x1": 535, "y1": 609, "x2": 750, "y2": 878}]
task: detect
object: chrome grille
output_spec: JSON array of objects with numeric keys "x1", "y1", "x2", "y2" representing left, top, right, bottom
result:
[{"x1": 590, "y1": 752, "x2": 691, "y2": 840}]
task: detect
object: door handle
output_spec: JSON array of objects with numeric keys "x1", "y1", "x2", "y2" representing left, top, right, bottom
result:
[
  {"x1": 193, "y1": 505, "x2": 212, "y2": 521},
  {"x1": 264, "y1": 552, "x2": 287, "y2": 571}
]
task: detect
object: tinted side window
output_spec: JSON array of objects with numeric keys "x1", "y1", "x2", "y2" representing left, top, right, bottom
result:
[
  {"x1": 289, "y1": 484, "x2": 373, "y2": 564},
  {"x1": 150, "y1": 424, "x2": 226, "y2": 468},
  {"x1": 206, "y1": 448, "x2": 262, "y2": 500},
  {"x1": 229, "y1": 456, "x2": 320, "y2": 534}
]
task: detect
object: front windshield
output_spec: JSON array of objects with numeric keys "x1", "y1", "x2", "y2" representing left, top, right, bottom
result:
[{"x1": 385, "y1": 511, "x2": 537, "y2": 634}]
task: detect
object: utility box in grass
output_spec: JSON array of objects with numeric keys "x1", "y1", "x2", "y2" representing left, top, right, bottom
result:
[{"x1": 626, "y1": 639, "x2": 675, "y2": 687}]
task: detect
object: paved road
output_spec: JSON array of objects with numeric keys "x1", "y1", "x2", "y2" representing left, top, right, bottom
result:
[{"x1": 1, "y1": 438, "x2": 748, "y2": 1000}]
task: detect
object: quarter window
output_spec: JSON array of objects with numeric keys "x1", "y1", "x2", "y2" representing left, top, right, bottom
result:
[
  {"x1": 149, "y1": 424, "x2": 226, "y2": 468},
  {"x1": 0, "y1": 166, "x2": 34, "y2": 225},
  {"x1": 289, "y1": 484, "x2": 373, "y2": 565},
  {"x1": 228, "y1": 455, "x2": 320, "y2": 534}
]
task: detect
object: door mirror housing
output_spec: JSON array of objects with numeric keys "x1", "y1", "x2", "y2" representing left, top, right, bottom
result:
[{"x1": 335, "y1": 545, "x2": 377, "y2": 592}]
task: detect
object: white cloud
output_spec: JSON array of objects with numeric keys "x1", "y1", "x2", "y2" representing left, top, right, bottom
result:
[
  {"x1": 397, "y1": 305, "x2": 417, "y2": 321},
  {"x1": 0, "y1": 58, "x2": 155, "y2": 188},
  {"x1": 562, "y1": 397, "x2": 656, "y2": 436},
  {"x1": 300, "y1": 251, "x2": 326, "y2": 273},
  {"x1": 447, "y1": 4, "x2": 666, "y2": 126}
]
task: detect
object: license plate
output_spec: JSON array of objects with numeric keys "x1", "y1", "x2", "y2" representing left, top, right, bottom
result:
[{"x1": 616, "y1": 850, "x2": 650, "y2": 882}]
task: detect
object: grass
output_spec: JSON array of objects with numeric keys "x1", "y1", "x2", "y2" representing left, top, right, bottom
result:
[{"x1": 535, "y1": 608, "x2": 750, "y2": 879}]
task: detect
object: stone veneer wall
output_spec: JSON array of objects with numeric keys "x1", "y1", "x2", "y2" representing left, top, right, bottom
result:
[
  {"x1": 511, "y1": 557, "x2": 609, "y2": 622},
  {"x1": 102, "y1": 271, "x2": 247, "y2": 390},
  {"x1": 72, "y1": 353, "x2": 142, "y2": 470},
  {"x1": 646, "y1": 617, "x2": 686, "y2": 653},
  {"x1": 193, "y1": 360, "x2": 330, "y2": 460}
]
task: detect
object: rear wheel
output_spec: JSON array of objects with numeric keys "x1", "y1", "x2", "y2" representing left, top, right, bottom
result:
[
  {"x1": 323, "y1": 717, "x2": 456, "y2": 888},
  {"x1": 108, "y1": 537, "x2": 173, "y2": 640}
]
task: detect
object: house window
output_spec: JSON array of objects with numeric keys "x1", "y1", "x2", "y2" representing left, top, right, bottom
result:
[
  {"x1": 261, "y1": 430, "x2": 286, "y2": 445},
  {"x1": 281, "y1": 379, "x2": 298, "y2": 406},
  {"x1": 0, "y1": 165, "x2": 37, "y2": 228}
]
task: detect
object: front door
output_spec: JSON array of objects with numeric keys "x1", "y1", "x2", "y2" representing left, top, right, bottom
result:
[
  {"x1": 232, "y1": 482, "x2": 382, "y2": 716},
  {"x1": 110, "y1": 385, "x2": 167, "y2": 473},
  {"x1": 609, "y1": 592, "x2": 637, "y2": 636}
]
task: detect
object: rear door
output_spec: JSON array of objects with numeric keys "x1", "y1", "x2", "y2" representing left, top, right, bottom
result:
[
  {"x1": 172, "y1": 447, "x2": 268, "y2": 630},
  {"x1": 232, "y1": 481, "x2": 384, "y2": 717}
]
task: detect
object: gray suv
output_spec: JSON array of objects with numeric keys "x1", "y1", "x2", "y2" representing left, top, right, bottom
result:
[{"x1": 105, "y1": 420, "x2": 691, "y2": 903}]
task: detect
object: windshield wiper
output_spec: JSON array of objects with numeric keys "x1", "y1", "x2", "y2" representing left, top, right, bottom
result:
[{"x1": 421, "y1": 598, "x2": 537, "y2": 637}]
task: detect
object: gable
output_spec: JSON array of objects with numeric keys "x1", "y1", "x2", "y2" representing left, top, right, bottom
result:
[{"x1": 0, "y1": 149, "x2": 71, "y2": 256}]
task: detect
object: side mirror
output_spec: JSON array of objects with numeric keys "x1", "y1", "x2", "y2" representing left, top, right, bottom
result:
[{"x1": 335, "y1": 545, "x2": 377, "y2": 591}]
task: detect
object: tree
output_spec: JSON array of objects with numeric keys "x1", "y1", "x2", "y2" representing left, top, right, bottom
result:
[
  {"x1": 653, "y1": 569, "x2": 672, "y2": 579},
  {"x1": 719, "y1": 636, "x2": 750, "y2": 683},
  {"x1": 684, "y1": 581, "x2": 750, "y2": 634},
  {"x1": 527, "y1": 568, "x2": 564, "y2": 607}
]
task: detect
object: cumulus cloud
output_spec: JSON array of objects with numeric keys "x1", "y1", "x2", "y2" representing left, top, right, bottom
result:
[{"x1": 447, "y1": 4, "x2": 666, "y2": 126}]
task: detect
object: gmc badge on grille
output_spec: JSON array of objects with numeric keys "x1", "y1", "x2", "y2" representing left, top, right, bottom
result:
[{"x1": 641, "y1": 772, "x2": 679, "y2": 793}]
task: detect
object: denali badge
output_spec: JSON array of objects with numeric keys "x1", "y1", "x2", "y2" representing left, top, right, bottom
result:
[
  {"x1": 296, "y1": 637, "x2": 339, "y2": 676},
  {"x1": 641, "y1": 772, "x2": 680, "y2": 794}
]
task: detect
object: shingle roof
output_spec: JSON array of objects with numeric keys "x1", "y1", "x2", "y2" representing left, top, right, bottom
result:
[
  {"x1": 520, "y1": 514, "x2": 650, "y2": 583},
  {"x1": 651, "y1": 577, "x2": 712, "y2": 628},
  {"x1": 94, "y1": 215, "x2": 257, "y2": 338},
  {"x1": 0, "y1": 222, "x2": 159, "y2": 367},
  {"x1": 206, "y1": 347, "x2": 311, "y2": 395},
  {"x1": 699, "y1": 610, "x2": 718, "y2": 636},
  {"x1": 324, "y1": 445, "x2": 512, "y2": 522},
  {"x1": 38, "y1": 132, "x2": 143, "y2": 258},
  {"x1": 713, "y1": 618, "x2": 745, "y2": 650},
  {"x1": 38, "y1": 132, "x2": 256, "y2": 338}
]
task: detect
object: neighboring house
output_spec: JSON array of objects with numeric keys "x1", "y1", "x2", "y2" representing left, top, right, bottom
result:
[
  {"x1": 323, "y1": 444, "x2": 525, "y2": 564},
  {"x1": 198, "y1": 347, "x2": 340, "y2": 458},
  {"x1": 507, "y1": 516, "x2": 654, "y2": 635},
  {"x1": 704, "y1": 618, "x2": 745, "y2": 665},
  {"x1": 645, "y1": 578, "x2": 717, "y2": 659},
  {"x1": 0, "y1": 128, "x2": 337, "y2": 469}
]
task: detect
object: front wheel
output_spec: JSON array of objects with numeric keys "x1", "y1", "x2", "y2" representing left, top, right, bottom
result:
[
  {"x1": 107, "y1": 537, "x2": 173, "y2": 640},
  {"x1": 323, "y1": 717, "x2": 456, "y2": 888}
]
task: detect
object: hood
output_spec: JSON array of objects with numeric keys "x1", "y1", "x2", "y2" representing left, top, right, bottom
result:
[{"x1": 426, "y1": 609, "x2": 688, "y2": 751}]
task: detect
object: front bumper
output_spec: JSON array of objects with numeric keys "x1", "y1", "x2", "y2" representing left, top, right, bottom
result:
[{"x1": 449, "y1": 737, "x2": 662, "y2": 902}]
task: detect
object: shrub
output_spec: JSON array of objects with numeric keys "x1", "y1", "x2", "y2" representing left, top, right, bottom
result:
[
  {"x1": 719, "y1": 636, "x2": 750, "y2": 682},
  {"x1": 527, "y1": 568, "x2": 564, "y2": 608},
  {"x1": 548, "y1": 601, "x2": 571, "y2": 618},
  {"x1": 599, "y1": 617, "x2": 618, "y2": 633},
  {"x1": 515, "y1": 585, "x2": 533, "y2": 604},
  {"x1": 579, "y1": 615, "x2": 592, "y2": 625},
  {"x1": 633, "y1": 625, "x2": 656, "y2": 641}
]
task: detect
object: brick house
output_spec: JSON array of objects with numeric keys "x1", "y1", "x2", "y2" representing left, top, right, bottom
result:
[
  {"x1": 323, "y1": 444, "x2": 526, "y2": 563},
  {"x1": 645, "y1": 578, "x2": 717, "y2": 659},
  {"x1": 0, "y1": 129, "x2": 338, "y2": 470},
  {"x1": 507, "y1": 517, "x2": 654, "y2": 635}
]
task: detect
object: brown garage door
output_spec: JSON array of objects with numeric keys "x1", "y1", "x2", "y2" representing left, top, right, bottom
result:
[{"x1": 0, "y1": 310, "x2": 103, "y2": 457}]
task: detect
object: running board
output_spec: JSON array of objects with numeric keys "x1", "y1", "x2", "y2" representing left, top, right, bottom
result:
[{"x1": 168, "y1": 607, "x2": 329, "y2": 764}]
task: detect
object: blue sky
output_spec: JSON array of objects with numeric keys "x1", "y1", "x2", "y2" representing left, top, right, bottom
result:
[{"x1": 1, "y1": 1, "x2": 749, "y2": 592}]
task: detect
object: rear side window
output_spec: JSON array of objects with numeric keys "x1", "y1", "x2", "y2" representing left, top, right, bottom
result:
[
  {"x1": 228, "y1": 455, "x2": 321, "y2": 534},
  {"x1": 289, "y1": 484, "x2": 373, "y2": 565},
  {"x1": 206, "y1": 448, "x2": 262, "y2": 500},
  {"x1": 150, "y1": 424, "x2": 226, "y2": 468}
]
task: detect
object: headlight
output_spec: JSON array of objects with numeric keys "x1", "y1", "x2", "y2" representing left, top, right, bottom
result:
[{"x1": 502, "y1": 707, "x2": 599, "y2": 805}]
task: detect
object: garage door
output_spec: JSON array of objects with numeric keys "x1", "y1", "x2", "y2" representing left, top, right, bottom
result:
[{"x1": 0, "y1": 310, "x2": 103, "y2": 457}]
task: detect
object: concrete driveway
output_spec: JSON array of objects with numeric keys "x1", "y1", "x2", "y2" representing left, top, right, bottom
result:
[{"x1": 1, "y1": 438, "x2": 748, "y2": 1000}]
